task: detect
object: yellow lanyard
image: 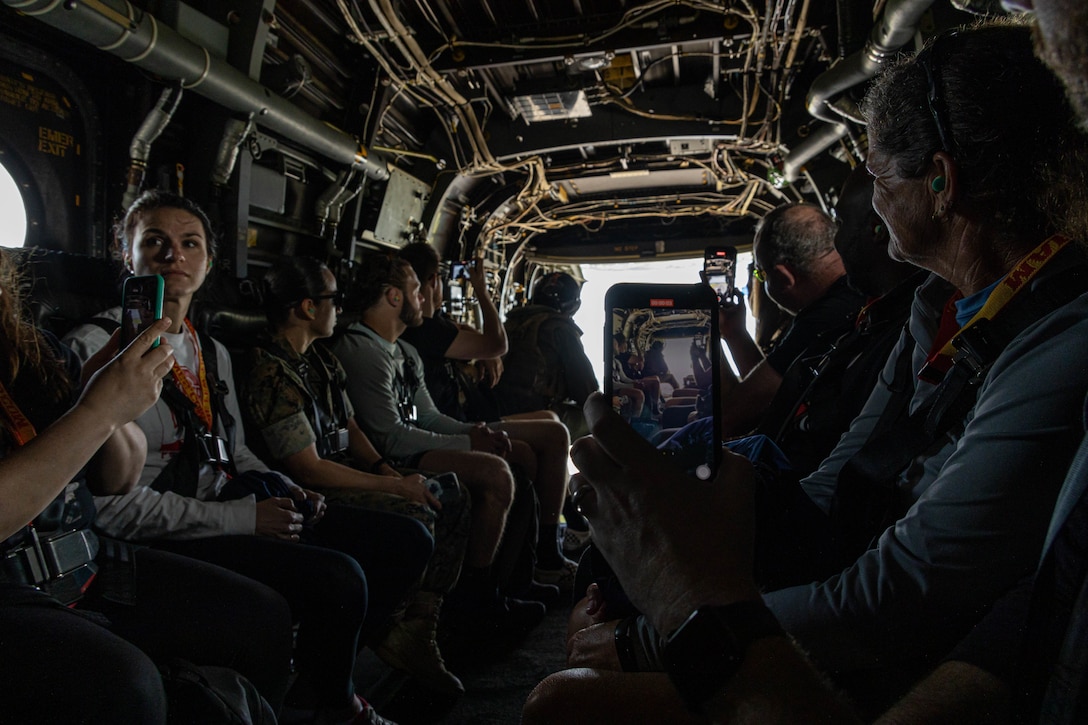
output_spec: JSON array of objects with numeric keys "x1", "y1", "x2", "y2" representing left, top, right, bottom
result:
[{"x1": 935, "y1": 234, "x2": 1070, "y2": 362}]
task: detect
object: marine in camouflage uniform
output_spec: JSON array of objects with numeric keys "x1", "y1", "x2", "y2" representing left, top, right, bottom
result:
[{"x1": 240, "y1": 334, "x2": 471, "y2": 693}]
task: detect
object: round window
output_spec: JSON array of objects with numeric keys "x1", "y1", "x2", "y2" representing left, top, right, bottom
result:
[{"x1": 0, "y1": 159, "x2": 28, "y2": 248}]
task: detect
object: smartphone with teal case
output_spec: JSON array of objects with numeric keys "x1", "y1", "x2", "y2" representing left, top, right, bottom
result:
[{"x1": 120, "y1": 274, "x2": 164, "y2": 348}]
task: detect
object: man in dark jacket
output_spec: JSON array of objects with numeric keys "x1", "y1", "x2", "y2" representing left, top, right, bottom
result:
[{"x1": 492, "y1": 272, "x2": 599, "y2": 436}]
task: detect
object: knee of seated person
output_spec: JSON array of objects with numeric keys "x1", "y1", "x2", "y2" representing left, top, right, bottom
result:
[
  {"x1": 314, "y1": 548, "x2": 369, "y2": 609},
  {"x1": 539, "y1": 410, "x2": 562, "y2": 423},
  {"x1": 542, "y1": 419, "x2": 572, "y2": 449},
  {"x1": 512, "y1": 409, "x2": 562, "y2": 423},
  {"x1": 523, "y1": 669, "x2": 603, "y2": 724},
  {"x1": 241, "y1": 578, "x2": 294, "y2": 644},
  {"x1": 97, "y1": 650, "x2": 168, "y2": 721},
  {"x1": 523, "y1": 671, "x2": 574, "y2": 724},
  {"x1": 471, "y1": 456, "x2": 515, "y2": 508}
]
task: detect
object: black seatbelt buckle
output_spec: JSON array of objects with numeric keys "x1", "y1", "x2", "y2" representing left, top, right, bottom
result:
[
  {"x1": 198, "y1": 434, "x2": 231, "y2": 467},
  {"x1": 40, "y1": 529, "x2": 99, "y2": 576},
  {"x1": 321, "y1": 428, "x2": 349, "y2": 455},
  {"x1": 952, "y1": 319, "x2": 996, "y2": 380}
]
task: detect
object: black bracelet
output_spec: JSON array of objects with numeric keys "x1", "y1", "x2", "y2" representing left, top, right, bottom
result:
[{"x1": 370, "y1": 457, "x2": 391, "y2": 474}]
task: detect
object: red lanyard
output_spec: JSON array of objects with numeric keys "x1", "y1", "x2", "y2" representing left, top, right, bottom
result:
[
  {"x1": 0, "y1": 377, "x2": 40, "y2": 533},
  {"x1": 0, "y1": 378, "x2": 36, "y2": 446},
  {"x1": 170, "y1": 319, "x2": 214, "y2": 431}
]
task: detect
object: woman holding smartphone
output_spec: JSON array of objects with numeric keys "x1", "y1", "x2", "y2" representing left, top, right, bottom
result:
[
  {"x1": 0, "y1": 252, "x2": 293, "y2": 720},
  {"x1": 66, "y1": 190, "x2": 428, "y2": 724}
]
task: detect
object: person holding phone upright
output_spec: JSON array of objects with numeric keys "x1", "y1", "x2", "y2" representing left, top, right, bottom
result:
[
  {"x1": 65, "y1": 190, "x2": 427, "y2": 725},
  {"x1": 0, "y1": 251, "x2": 295, "y2": 720},
  {"x1": 399, "y1": 242, "x2": 578, "y2": 595},
  {"x1": 528, "y1": 21, "x2": 1088, "y2": 724},
  {"x1": 717, "y1": 204, "x2": 863, "y2": 436}
]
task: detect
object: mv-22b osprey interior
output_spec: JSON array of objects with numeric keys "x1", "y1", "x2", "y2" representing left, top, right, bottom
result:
[
  {"x1": 0, "y1": 0, "x2": 1039, "y2": 721},
  {"x1": 0, "y1": 0, "x2": 990, "y2": 309}
]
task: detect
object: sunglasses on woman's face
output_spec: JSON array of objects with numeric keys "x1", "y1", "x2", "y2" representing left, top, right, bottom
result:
[{"x1": 312, "y1": 291, "x2": 345, "y2": 307}]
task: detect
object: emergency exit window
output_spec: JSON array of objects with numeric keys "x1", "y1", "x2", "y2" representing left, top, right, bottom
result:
[{"x1": 0, "y1": 160, "x2": 27, "y2": 248}]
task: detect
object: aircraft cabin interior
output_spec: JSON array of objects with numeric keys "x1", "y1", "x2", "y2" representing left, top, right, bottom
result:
[
  {"x1": 5, "y1": 0, "x2": 1079, "y2": 723},
  {"x1": 1, "y1": 0, "x2": 983, "y2": 322}
]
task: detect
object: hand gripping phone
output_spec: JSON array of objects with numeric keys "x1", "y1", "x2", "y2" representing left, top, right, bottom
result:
[
  {"x1": 450, "y1": 260, "x2": 474, "y2": 280},
  {"x1": 604, "y1": 282, "x2": 721, "y2": 480},
  {"x1": 425, "y1": 471, "x2": 461, "y2": 506},
  {"x1": 703, "y1": 246, "x2": 738, "y2": 303},
  {"x1": 119, "y1": 274, "x2": 164, "y2": 348}
]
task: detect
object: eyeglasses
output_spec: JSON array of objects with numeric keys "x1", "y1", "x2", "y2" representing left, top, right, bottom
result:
[
  {"x1": 916, "y1": 31, "x2": 959, "y2": 157},
  {"x1": 751, "y1": 265, "x2": 767, "y2": 284},
  {"x1": 312, "y1": 291, "x2": 345, "y2": 307}
]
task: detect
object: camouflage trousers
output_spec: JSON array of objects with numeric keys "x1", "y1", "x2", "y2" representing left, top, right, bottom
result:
[{"x1": 317, "y1": 477, "x2": 471, "y2": 600}]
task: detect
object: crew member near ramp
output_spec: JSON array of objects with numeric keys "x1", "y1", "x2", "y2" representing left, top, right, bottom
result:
[{"x1": 492, "y1": 272, "x2": 599, "y2": 436}]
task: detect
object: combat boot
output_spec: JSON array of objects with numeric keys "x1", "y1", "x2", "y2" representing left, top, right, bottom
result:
[{"x1": 374, "y1": 593, "x2": 464, "y2": 695}]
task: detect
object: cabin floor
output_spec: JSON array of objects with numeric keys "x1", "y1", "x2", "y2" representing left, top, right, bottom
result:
[{"x1": 355, "y1": 599, "x2": 571, "y2": 723}]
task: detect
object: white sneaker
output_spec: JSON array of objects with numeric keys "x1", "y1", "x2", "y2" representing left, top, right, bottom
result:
[
  {"x1": 562, "y1": 527, "x2": 592, "y2": 556},
  {"x1": 534, "y1": 557, "x2": 578, "y2": 595}
]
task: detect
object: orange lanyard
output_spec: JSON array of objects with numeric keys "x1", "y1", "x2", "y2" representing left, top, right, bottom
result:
[
  {"x1": 922, "y1": 234, "x2": 1070, "y2": 378},
  {"x1": 0, "y1": 378, "x2": 36, "y2": 446},
  {"x1": 170, "y1": 319, "x2": 214, "y2": 431}
]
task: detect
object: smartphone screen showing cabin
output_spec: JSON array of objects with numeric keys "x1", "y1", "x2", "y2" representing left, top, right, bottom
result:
[
  {"x1": 120, "y1": 277, "x2": 162, "y2": 347},
  {"x1": 704, "y1": 258, "x2": 735, "y2": 302},
  {"x1": 122, "y1": 294, "x2": 156, "y2": 346},
  {"x1": 609, "y1": 295, "x2": 717, "y2": 479}
]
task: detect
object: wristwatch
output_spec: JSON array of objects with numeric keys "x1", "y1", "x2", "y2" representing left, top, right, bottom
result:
[{"x1": 663, "y1": 601, "x2": 784, "y2": 713}]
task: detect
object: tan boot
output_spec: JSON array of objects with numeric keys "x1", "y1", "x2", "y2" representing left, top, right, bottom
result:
[{"x1": 374, "y1": 594, "x2": 464, "y2": 696}]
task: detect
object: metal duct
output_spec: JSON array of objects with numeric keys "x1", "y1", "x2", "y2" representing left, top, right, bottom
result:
[
  {"x1": 211, "y1": 115, "x2": 256, "y2": 187},
  {"x1": 805, "y1": 0, "x2": 937, "y2": 124},
  {"x1": 5, "y1": 0, "x2": 389, "y2": 181},
  {"x1": 130, "y1": 85, "x2": 182, "y2": 167},
  {"x1": 780, "y1": 0, "x2": 936, "y2": 178},
  {"x1": 782, "y1": 122, "x2": 848, "y2": 182},
  {"x1": 316, "y1": 168, "x2": 364, "y2": 239},
  {"x1": 122, "y1": 84, "x2": 183, "y2": 210}
]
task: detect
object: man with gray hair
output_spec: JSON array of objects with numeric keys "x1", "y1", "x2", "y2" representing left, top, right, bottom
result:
[{"x1": 718, "y1": 202, "x2": 864, "y2": 435}]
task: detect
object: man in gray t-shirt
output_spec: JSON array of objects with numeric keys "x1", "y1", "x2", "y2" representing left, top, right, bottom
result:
[{"x1": 333, "y1": 253, "x2": 547, "y2": 631}]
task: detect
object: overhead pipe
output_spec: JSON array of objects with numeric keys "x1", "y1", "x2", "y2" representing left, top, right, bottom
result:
[
  {"x1": 316, "y1": 168, "x2": 365, "y2": 239},
  {"x1": 6, "y1": 0, "x2": 389, "y2": 180},
  {"x1": 782, "y1": 122, "x2": 848, "y2": 182},
  {"x1": 782, "y1": 0, "x2": 936, "y2": 178},
  {"x1": 211, "y1": 115, "x2": 256, "y2": 187},
  {"x1": 122, "y1": 84, "x2": 183, "y2": 210},
  {"x1": 804, "y1": 0, "x2": 937, "y2": 124}
]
